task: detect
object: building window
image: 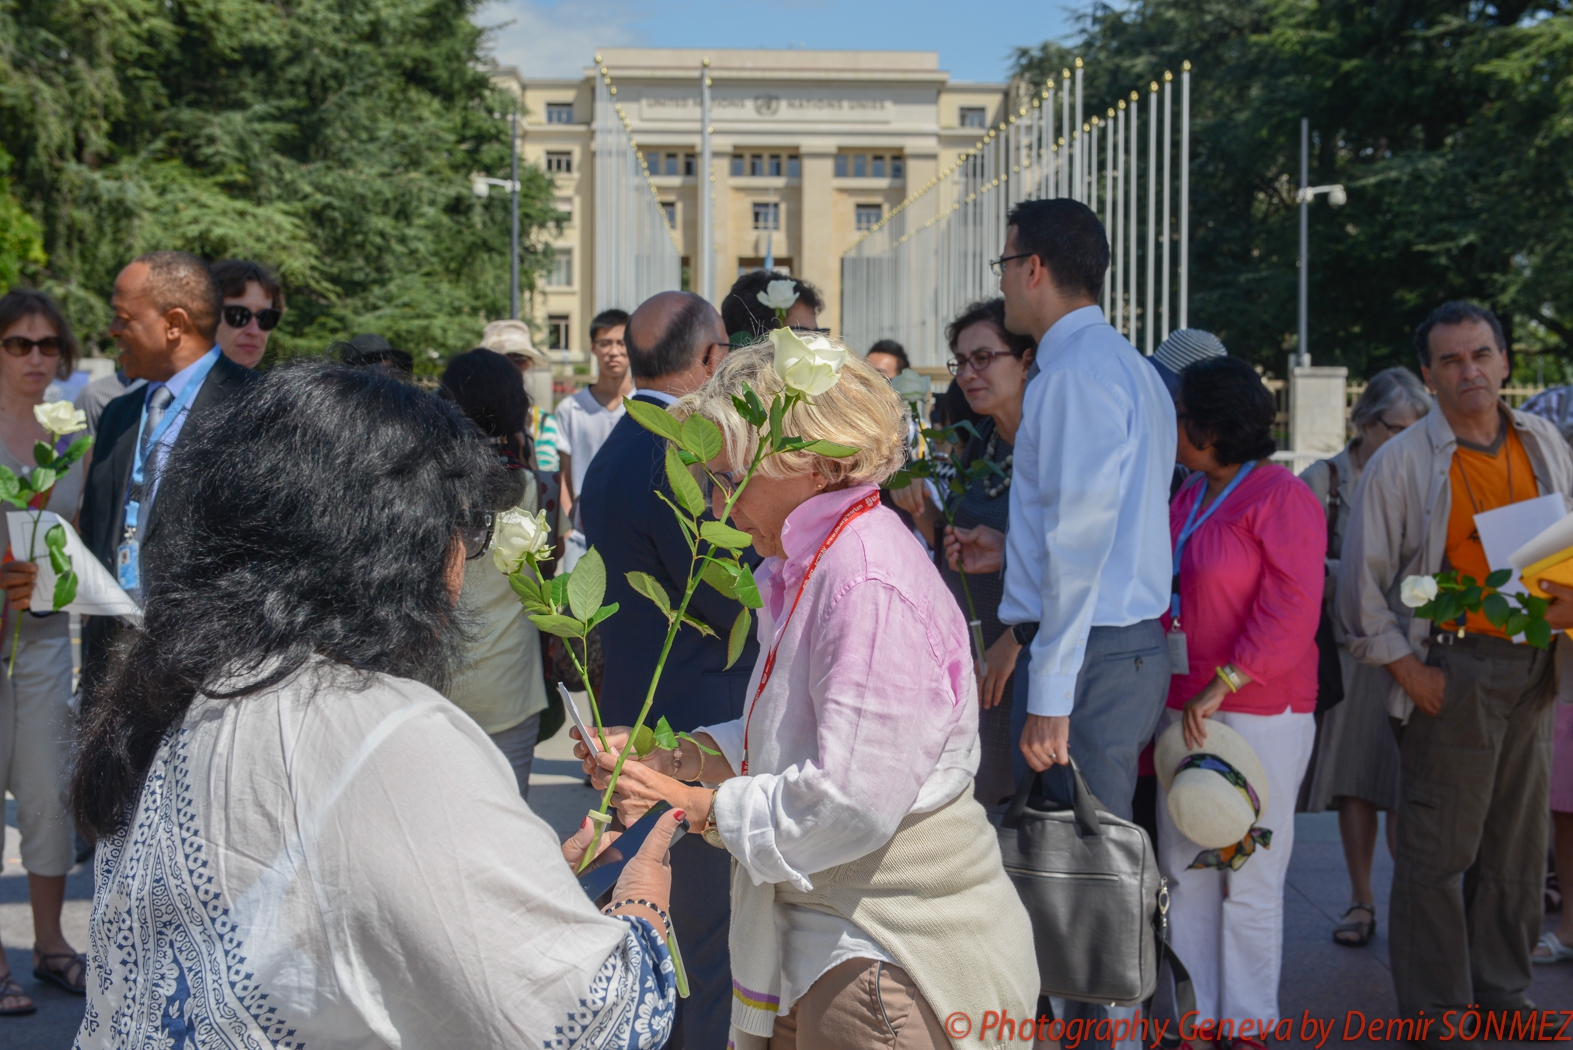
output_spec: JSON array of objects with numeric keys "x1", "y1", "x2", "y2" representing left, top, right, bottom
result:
[
  {"x1": 960, "y1": 107, "x2": 987, "y2": 128},
  {"x1": 853, "y1": 154, "x2": 867, "y2": 178},
  {"x1": 545, "y1": 151, "x2": 572, "y2": 173},
  {"x1": 769, "y1": 154, "x2": 782, "y2": 177},
  {"x1": 856, "y1": 204, "x2": 883, "y2": 231},
  {"x1": 892, "y1": 156, "x2": 905, "y2": 179},
  {"x1": 750, "y1": 154, "x2": 764, "y2": 176},
  {"x1": 546, "y1": 103, "x2": 574, "y2": 124},
  {"x1": 788, "y1": 156, "x2": 801, "y2": 179},
  {"x1": 661, "y1": 153, "x2": 676, "y2": 176},
  {"x1": 661, "y1": 201, "x2": 677, "y2": 227},
  {"x1": 555, "y1": 197, "x2": 573, "y2": 221},
  {"x1": 548, "y1": 315, "x2": 571, "y2": 351},
  {"x1": 731, "y1": 154, "x2": 744, "y2": 176},
  {"x1": 872, "y1": 155, "x2": 886, "y2": 178},
  {"x1": 834, "y1": 154, "x2": 848, "y2": 177},
  {"x1": 547, "y1": 249, "x2": 573, "y2": 287},
  {"x1": 752, "y1": 202, "x2": 780, "y2": 231},
  {"x1": 684, "y1": 153, "x2": 696, "y2": 176}
]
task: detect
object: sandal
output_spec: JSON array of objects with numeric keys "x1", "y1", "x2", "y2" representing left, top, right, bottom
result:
[
  {"x1": 1332, "y1": 903, "x2": 1376, "y2": 948},
  {"x1": 32, "y1": 950, "x2": 87, "y2": 995},
  {"x1": 1533, "y1": 931, "x2": 1573, "y2": 964},
  {"x1": 0, "y1": 973, "x2": 36, "y2": 1016}
]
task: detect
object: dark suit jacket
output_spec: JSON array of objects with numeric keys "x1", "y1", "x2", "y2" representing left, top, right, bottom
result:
[
  {"x1": 578, "y1": 393, "x2": 761, "y2": 733},
  {"x1": 79, "y1": 352, "x2": 256, "y2": 690}
]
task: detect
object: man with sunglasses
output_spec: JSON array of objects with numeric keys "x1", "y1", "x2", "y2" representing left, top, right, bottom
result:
[{"x1": 212, "y1": 259, "x2": 286, "y2": 369}]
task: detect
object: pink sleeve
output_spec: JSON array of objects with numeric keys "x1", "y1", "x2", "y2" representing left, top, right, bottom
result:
[{"x1": 1229, "y1": 477, "x2": 1328, "y2": 685}]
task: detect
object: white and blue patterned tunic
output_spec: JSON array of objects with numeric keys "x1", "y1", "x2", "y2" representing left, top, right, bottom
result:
[{"x1": 75, "y1": 661, "x2": 674, "y2": 1050}]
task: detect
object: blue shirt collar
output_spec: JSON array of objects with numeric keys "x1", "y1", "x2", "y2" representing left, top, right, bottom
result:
[
  {"x1": 1037, "y1": 304, "x2": 1107, "y2": 361},
  {"x1": 148, "y1": 346, "x2": 220, "y2": 403}
]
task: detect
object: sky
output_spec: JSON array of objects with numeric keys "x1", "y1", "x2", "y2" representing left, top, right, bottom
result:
[{"x1": 476, "y1": 0, "x2": 1079, "y2": 84}]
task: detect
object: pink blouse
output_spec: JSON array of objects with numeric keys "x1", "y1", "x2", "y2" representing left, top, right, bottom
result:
[{"x1": 1162, "y1": 462, "x2": 1326, "y2": 715}]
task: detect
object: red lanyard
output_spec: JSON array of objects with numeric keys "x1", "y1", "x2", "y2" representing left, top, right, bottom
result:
[{"x1": 739, "y1": 490, "x2": 881, "y2": 775}]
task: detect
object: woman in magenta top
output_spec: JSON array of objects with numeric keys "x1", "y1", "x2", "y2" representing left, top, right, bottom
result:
[{"x1": 1157, "y1": 356, "x2": 1326, "y2": 1048}]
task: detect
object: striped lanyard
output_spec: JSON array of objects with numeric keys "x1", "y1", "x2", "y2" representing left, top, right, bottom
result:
[{"x1": 739, "y1": 489, "x2": 881, "y2": 776}]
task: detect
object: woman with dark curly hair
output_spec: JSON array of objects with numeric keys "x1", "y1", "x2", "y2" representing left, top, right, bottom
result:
[
  {"x1": 69, "y1": 363, "x2": 681, "y2": 1049},
  {"x1": 1158, "y1": 355, "x2": 1326, "y2": 1048}
]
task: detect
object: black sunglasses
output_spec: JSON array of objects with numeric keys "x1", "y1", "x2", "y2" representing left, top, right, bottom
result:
[
  {"x1": 458, "y1": 509, "x2": 495, "y2": 561},
  {"x1": 223, "y1": 305, "x2": 283, "y2": 331},
  {"x1": 1, "y1": 336, "x2": 62, "y2": 358}
]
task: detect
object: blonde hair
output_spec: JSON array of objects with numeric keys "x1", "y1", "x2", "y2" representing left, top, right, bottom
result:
[{"x1": 674, "y1": 341, "x2": 909, "y2": 486}]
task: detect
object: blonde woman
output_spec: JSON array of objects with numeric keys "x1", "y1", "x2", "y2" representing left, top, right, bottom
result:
[
  {"x1": 579, "y1": 342, "x2": 1037, "y2": 1050},
  {"x1": 0, "y1": 289, "x2": 89, "y2": 1013}
]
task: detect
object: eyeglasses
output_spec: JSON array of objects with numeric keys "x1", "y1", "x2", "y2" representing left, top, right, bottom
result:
[
  {"x1": 458, "y1": 509, "x2": 495, "y2": 561},
  {"x1": 947, "y1": 349, "x2": 1016, "y2": 375},
  {"x1": 988, "y1": 253, "x2": 1033, "y2": 277},
  {"x1": 222, "y1": 305, "x2": 282, "y2": 331},
  {"x1": 700, "y1": 470, "x2": 741, "y2": 504},
  {"x1": 1, "y1": 336, "x2": 62, "y2": 358},
  {"x1": 789, "y1": 326, "x2": 831, "y2": 336},
  {"x1": 592, "y1": 337, "x2": 625, "y2": 351}
]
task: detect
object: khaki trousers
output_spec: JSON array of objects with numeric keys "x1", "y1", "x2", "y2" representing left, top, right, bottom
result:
[
  {"x1": 1391, "y1": 635, "x2": 1555, "y2": 1029},
  {"x1": 769, "y1": 959, "x2": 949, "y2": 1050},
  {"x1": 0, "y1": 635, "x2": 76, "y2": 876}
]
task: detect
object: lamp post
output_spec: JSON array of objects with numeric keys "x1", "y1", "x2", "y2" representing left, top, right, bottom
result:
[
  {"x1": 472, "y1": 97, "x2": 523, "y2": 318},
  {"x1": 1296, "y1": 118, "x2": 1346, "y2": 367}
]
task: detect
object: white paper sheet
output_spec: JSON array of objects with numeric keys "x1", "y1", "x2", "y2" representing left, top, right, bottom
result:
[
  {"x1": 6, "y1": 510, "x2": 141, "y2": 618},
  {"x1": 1474, "y1": 494, "x2": 1567, "y2": 595},
  {"x1": 1509, "y1": 509, "x2": 1573, "y2": 574}
]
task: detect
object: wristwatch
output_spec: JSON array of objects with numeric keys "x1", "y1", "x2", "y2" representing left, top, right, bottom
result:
[
  {"x1": 1011, "y1": 622, "x2": 1039, "y2": 647},
  {"x1": 699, "y1": 789, "x2": 725, "y2": 848}
]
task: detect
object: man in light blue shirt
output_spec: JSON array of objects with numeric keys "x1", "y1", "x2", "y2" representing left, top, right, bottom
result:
[{"x1": 949, "y1": 198, "x2": 1176, "y2": 820}]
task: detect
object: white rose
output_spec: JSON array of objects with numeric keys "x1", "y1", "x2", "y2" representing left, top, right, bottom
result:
[
  {"x1": 492, "y1": 508, "x2": 552, "y2": 574},
  {"x1": 769, "y1": 327, "x2": 847, "y2": 397},
  {"x1": 34, "y1": 401, "x2": 86, "y2": 438},
  {"x1": 756, "y1": 280, "x2": 800, "y2": 313},
  {"x1": 1400, "y1": 574, "x2": 1439, "y2": 608},
  {"x1": 889, "y1": 367, "x2": 932, "y2": 404}
]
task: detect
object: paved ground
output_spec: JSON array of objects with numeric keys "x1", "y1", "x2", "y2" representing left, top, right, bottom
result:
[{"x1": 4, "y1": 728, "x2": 1569, "y2": 1048}]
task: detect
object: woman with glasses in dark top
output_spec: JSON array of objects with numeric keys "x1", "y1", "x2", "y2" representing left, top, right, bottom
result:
[
  {"x1": 1300, "y1": 366, "x2": 1431, "y2": 949},
  {"x1": 892, "y1": 298, "x2": 1035, "y2": 806},
  {"x1": 212, "y1": 259, "x2": 285, "y2": 369},
  {"x1": 438, "y1": 348, "x2": 550, "y2": 798},
  {"x1": 0, "y1": 289, "x2": 89, "y2": 1013}
]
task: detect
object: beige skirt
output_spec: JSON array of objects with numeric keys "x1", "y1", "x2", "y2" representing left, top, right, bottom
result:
[{"x1": 1306, "y1": 646, "x2": 1401, "y2": 811}]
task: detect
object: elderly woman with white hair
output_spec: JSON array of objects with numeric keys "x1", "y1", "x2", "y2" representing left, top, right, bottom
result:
[
  {"x1": 1300, "y1": 366, "x2": 1431, "y2": 949},
  {"x1": 578, "y1": 339, "x2": 1037, "y2": 1049}
]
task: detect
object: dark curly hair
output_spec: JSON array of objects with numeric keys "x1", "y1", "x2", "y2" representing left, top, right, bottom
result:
[
  {"x1": 945, "y1": 298, "x2": 1037, "y2": 358},
  {"x1": 720, "y1": 271, "x2": 824, "y2": 342},
  {"x1": 70, "y1": 362, "x2": 515, "y2": 838},
  {"x1": 1178, "y1": 356, "x2": 1277, "y2": 466}
]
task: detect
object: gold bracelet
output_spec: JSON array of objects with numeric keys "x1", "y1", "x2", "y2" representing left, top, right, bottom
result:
[{"x1": 693, "y1": 744, "x2": 707, "y2": 783}]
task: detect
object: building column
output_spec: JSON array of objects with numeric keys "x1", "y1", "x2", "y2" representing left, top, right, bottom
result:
[{"x1": 797, "y1": 148, "x2": 838, "y2": 335}]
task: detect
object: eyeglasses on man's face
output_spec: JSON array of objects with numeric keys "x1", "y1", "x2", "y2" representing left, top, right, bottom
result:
[
  {"x1": 988, "y1": 253, "x2": 1033, "y2": 278},
  {"x1": 458, "y1": 509, "x2": 495, "y2": 561},
  {"x1": 948, "y1": 349, "x2": 1016, "y2": 376}
]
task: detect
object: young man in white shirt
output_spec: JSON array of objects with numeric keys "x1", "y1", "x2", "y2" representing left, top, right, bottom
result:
[
  {"x1": 947, "y1": 197, "x2": 1177, "y2": 812},
  {"x1": 555, "y1": 309, "x2": 632, "y2": 570}
]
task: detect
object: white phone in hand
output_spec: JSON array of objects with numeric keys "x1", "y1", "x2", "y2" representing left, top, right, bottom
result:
[{"x1": 560, "y1": 682, "x2": 599, "y2": 757}]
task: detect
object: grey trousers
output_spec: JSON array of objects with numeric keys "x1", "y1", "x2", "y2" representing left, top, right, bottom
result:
[
  {"x1": 1010, "y1": 619, "x2": 1171, "y2": 820},
  {"x1": 1391, "y1": 636, "x2": 1555, "y2": 1028},
  {"x1": 487, "y1": 713, "x2": 540, "y2": 801},
  {"x1": 1010, "y1": 619, "x2": 1171, "y2": 1050}
]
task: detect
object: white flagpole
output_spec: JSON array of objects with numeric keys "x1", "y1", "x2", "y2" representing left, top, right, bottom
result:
[
  {"x1": 1146, "y1": 80, "x2": 1157, "y2": 356},
  {"x1": 1115, "y1": 101, "x2": 1125, "y2": 335},
  {"x1": 1130, "y1": 90, "x2": 1140, "y2": 352},
  {"x1": 1162, "y1": 71, "x2": 1173, "y2": 340},
  {"x1": 1061, "y1": 69, "x2": 1071, "y2": 197},
  {"x1": 1075, "y1": 59, "x2": 1084, "y2": 202},
  {"x1": 1180, "y1": 61, "x2": 1191, "y2": 329}
]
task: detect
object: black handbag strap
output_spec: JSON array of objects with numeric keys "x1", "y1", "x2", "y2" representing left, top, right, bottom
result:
[{"x1": 999, "y1": 760, "x2": 1103, "y2": 837}]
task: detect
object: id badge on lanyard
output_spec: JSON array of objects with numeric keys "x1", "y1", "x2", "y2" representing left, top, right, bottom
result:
[
  {"x1": 1168, "y1": 461, "x2": 1258, "y2": 676},
  {"x1": 117, "y1": 532, "x2": 140, "y2": 592}
]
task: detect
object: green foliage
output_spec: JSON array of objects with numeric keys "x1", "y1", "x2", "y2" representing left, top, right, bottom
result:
[
  {"x1": 1412, "y1": 568, "x2": 1553, "y2": 647},
  {"x1": 1013, "y1": 0, "x2": 1573, "y2": 376},
  {"x1": 0, "y1": 0, "x2": 561, "y2": 370},
  {"x1": 0, "y1": 143, "x2": 44, "y2": 291}
]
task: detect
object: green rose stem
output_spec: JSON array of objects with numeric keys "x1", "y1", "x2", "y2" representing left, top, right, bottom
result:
[{"x1": 9, "y1": 505, "x2": 46, "y2": 676}]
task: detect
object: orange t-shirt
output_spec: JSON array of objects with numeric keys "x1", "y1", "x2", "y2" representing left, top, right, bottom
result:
[{"x1": 1445, "y1": 424, "x2": 1538, "y2": 637}]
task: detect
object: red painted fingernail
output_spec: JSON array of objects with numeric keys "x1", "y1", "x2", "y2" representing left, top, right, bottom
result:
[{"x1": 671, "y1": 810, "x2": 686, "y2": 822}]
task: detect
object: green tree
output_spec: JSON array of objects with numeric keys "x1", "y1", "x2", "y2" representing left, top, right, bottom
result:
[
  {"x1": 0, "y1": 0, "x2": 560, "y2": 371},
  {"x1": 0, "y1": 141, "x2": 45, "y2": 291},
  {"x1": 1013, "y1": 0, "x2": 1573, "y2": 379}
]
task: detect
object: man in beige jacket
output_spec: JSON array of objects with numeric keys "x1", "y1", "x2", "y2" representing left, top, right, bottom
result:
[{"x1": 1338, "y1": 301, "x2": 1573, "y2": 1038}]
